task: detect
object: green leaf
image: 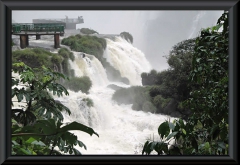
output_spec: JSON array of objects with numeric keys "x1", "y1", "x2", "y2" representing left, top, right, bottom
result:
[
  {"x1": 158, "y1": 121, "x2": 170, "y2": 139},
  {"x1": 145, "y1": 142, "x2": 154, "y2": 155},
  {"x1": 166, "y1": 131, "x2": 178, "y2": 141},
  {"x1": 212, "y1": 24, "x2": 222, "y2": 31},
  {"x1": 73, "y1": 148, "x2": 82, "y2": 155},
  {"x1": 12, "y1": 140, "x2": 20, "y2": 146},
  {"x1": 178, "y1": 119, "x2": 185, "y2": 128},
  {"x1": 34, "y1": 119, "x2": 57, "y2": 135},
  {"x1": 26, "y1": 137, "x2": 36, "y2": 144},
  {"x1": 182, "y1": 129, "x2": 186, "y2": 135},
  {"x1": 142, "y1": 141, "x2": 149, "y2": 155},
  {"x1": 78, "y1": 140, "x2": 87, "y2": 150},
  {"x1": 12, "y1": 119, "x2": 17, "y2": 124},
  {"x1": 196, "y1": 58, "x2": 201, "y2": 63},
  {"x1": 204, "y1": 142, "x2": 210, "y2": 153},
  {"x1": 31, "y1": 140, "x2": 46, "y2": 147},
  {"x1": 60, "y1": 121, "x2": 99, "y2": 137},
  {"x1": 20, "y1": 148, "x2": 32, "y2": 155},
  {"x1": 150, "y1": 142, "x2": 157, "y2": 151},
  {"x1": 218, "y1": 142, "x2": 226, "y2": 149},
  {"x1": 16, "y1": 93, "x2": 23, "y2": 102}
]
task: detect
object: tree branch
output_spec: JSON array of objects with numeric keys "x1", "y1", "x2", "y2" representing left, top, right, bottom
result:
[{"x1": 12, "y1": 132, "x2": 58, "y2": 137}]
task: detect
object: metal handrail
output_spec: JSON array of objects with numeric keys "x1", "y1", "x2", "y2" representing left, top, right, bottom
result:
[{"x1": 12, "y1": 23, "x2": 65, "y2": 33}]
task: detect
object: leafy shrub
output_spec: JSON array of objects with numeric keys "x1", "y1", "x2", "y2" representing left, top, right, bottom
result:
[
  {"x1": 149, "y1": 85, "x2": 173, "y2": 98},
  {"x1": 141, "y1": 69, "x2": 158, "y2": 86},
  {"x1": 120, "y1": 32, "x2": 133, "y2": 43},
  {"x1": 142, "y1": 101, "x2": 157, "y2": 113},
  {"x1": 62, "y1": 76, "x2": 92, "y2": 94},
  {"x1": 131, "y1": 103, "x2": 142, "y2": 111},
  {"x1": 140, "y1": 38, "x2": 195, "y2": 118},
  {"x1": 58, "y1": 47, "x2": 75, "y2": 61},
  {"x1": 57, "y1": 48, "x2": 75, "y2": 77},
  {"x1": 153, "y1": 95, "x2": 164, "y2": 109},
  {"x1": 112, "y1": 86, "x2": 154, "y2": 112},
  {"x1": 61, "y1": 58, "x2": 70, "y2": 76},
  {"x1": 142, "y1": 11, "x2": 229, "y2": 156},
  {"x1": 82, "y1": 98, "x2": 94, "y2": 107},
  {"x1": 80, "y1": 28, "x2": 98, "y2": 35},
  {"x1": 69, "y1": 52, "x2": 75, "y2": 61},
  {"x1": 61, "y1": 35, "x2": 106, "y2": 60}
]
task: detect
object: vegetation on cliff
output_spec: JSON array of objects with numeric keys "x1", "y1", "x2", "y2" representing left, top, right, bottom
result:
[
  {"x1": 61, "y1": 76, "x2": 92, "y2": 94},
  {"x1": 12, "y1": 48, "x2": 62, "y2": 70},
  {"x1": 120, "y1": 32, "x2": 133, "y2": 44},
  {"x1": 61, "y1": 34, "x2": 106, "y2": 60},
  {"x1": 141, "y1": 38, "x2": 196, "y2": 118},
  {"x1": 80, "y1": 28, "x2": 99, "y2": 35},
  {"x1": 12, "y1": 47, "x2": 93, "y2": 94},
  {"x1": 142, "y1": 11, "x2": 229, "y2": 155}
]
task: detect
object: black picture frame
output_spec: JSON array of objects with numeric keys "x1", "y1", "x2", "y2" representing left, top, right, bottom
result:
[{"x1": 0, "y1": 0, "x2": 239, "y2": 164}]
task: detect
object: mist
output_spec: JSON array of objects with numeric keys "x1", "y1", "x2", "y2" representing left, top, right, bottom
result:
[{"x1": 12, "y1": 10, "x2": 223, "y2": 71}]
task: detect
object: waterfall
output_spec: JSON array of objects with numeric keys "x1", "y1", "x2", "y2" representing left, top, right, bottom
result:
[
  {"x1": 13, "y1": 34, "x2": 176, "y2": 154},
  {"x1": 68, "y1": 52, "x2": 109, "y2": 87},
  {"x1": 103, "y1": 37, "x2": 152, "y2": 85},
  {"x1": 54, "y1": 36, "x2": 175, "y2": 154}
]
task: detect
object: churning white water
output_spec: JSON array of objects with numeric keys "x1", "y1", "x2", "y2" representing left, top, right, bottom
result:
[{"x1": 59, "y1": 87, "x2": 175, "y2": 154}]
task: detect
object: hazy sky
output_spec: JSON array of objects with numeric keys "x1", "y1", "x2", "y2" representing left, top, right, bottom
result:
[{"x1": 12, "y1": 10, "x2": 223, "y2": 71}]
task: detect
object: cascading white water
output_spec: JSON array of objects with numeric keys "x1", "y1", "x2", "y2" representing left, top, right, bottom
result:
[
  {"x1": 68, "y1": 52, "x2": 109, "y2": 87},
  {"x1": 103, "y1": 37, "x2": 152, "y2": 85},
  {"x1": 54, "y1": 37, "x2": 176, "y2": 154}
]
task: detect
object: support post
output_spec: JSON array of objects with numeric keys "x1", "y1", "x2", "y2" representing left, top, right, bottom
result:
[
  {"x1": 20, "y1": 35, "x2": 27, "y2": 49},
  {"x1": 36, "y1": 34, "x2": 41, "y2": 40},
  {"x1": 54, "y1": 34, "x2": 60, "y2": 49},
  {"x1": 26, "y1": 35, "x2": 29, "y2": 46}
]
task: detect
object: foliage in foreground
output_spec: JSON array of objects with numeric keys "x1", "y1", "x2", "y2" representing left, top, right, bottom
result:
[
  {"x1": 12, "y1": 62, "x2": 98, "y2": 155},
  {"x1": 82, "y1": 98, "x2": 94, "y2": 107},
  {"x1": 142, "y1": 11, "x2": 228, "y2": 155}
]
